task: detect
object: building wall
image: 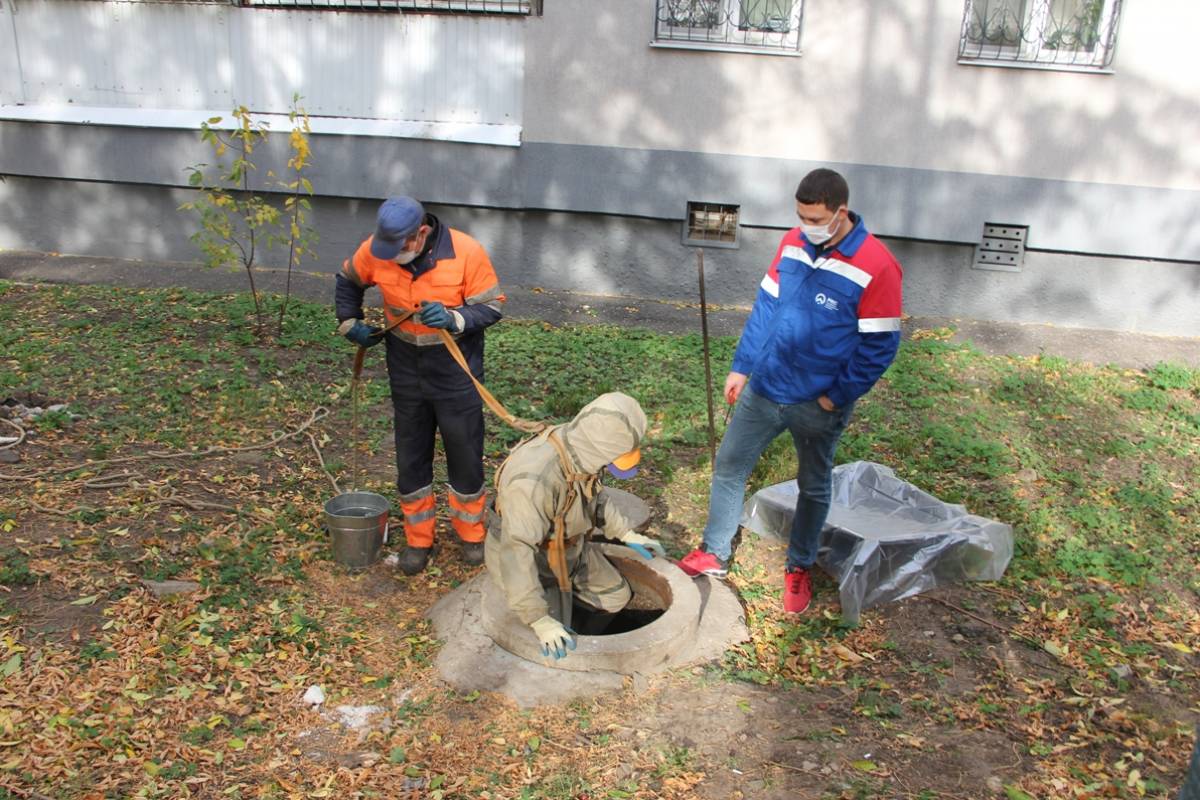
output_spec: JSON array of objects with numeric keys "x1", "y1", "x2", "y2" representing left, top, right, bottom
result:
[
  {"x1": 520, "y1": 0, "x2": 1200, "y2": 259},
  {"x1": 4, "y1": 175, "x2": 1197, "y2": 336},
  {"x1": 0, "y1": 0, "x2": 1198, "y2": 334}
]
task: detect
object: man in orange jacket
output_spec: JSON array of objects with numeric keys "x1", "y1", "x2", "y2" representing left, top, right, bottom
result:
[{"x1": 334, "y1": 196, "x2": 505, "y2": 575}]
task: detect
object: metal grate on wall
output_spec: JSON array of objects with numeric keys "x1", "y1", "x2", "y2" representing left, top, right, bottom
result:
[
  {"x1": 655, "y1": 0, "x2": 803, "y2": 52},
  {"x1": 683, "y1": 202, "x2": 740, "y2": 249},
  {"x1": 958, "y1": 0, "x2": 1122, "y2": 70},
  {"x1": 973, "y1": 223, "x2": 1028, "y2": 272}
]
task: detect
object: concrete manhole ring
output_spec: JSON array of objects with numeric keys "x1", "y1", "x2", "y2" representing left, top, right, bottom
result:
[{"x1": 480, "y1": 544, "x2": 701, "y2": 675}]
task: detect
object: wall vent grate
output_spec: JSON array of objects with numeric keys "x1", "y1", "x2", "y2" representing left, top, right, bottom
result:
[
  {"x1": 683, "y1": 202, "x2": 740, "y2": 249},
  {"x1": 973, "y1": 223, "x2": 1027, "y2": 272}
]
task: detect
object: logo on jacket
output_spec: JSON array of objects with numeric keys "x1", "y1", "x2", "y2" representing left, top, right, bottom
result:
[{"x1": 814, "y1": 292, "x2": 839, "y2": 311}]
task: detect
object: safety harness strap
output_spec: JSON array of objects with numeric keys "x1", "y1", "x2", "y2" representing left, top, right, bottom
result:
[
  {"x1": 436, "y1": 329, "x2": 547, "y2": 434},
  {"x1": 353, "y1": 316, "x2": 584, "y2": 593}
]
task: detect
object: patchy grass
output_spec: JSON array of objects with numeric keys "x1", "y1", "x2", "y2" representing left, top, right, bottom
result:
[{"x1": 0, "y1": 281, "x2": 1197, "y2": 799}]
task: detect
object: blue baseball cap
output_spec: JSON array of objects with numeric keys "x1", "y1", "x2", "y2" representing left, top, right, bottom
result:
[{"x1": 370, "y1": 196, "x2": 426, "y2": 259}]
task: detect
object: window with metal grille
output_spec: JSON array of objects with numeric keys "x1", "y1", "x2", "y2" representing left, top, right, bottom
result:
[
  {"x1": 237, "y1": 0, "x2": 538, "y2": 12},
  {"x1": 653, "y1": 0, "x2": 803, "y2": 54},
  {"x1": 959, "y1": 0, "x2": 1122, "y2": 70},
  {"x1": 684, "y1": 202, "x2": 740, "y2": 248}
]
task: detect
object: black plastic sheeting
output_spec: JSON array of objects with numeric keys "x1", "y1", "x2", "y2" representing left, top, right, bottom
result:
[{"x1": 741, "y1": 461, "x2": 1013, "y2": 623}]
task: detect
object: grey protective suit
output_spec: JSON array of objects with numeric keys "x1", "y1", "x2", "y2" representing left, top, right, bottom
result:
[{"x1": 483, "y1": 392, "x2": 648, "y2": 625}]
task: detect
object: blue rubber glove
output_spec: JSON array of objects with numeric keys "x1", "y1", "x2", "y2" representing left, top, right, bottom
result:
[
  {"x1": 531, "y1": 615, "x2": 577, "y2": 660},
  {"x1": 418, "y1": 301, "x2": 456, "y2": 330},
  {"x1": 343, "y1": 320, "x2": 383, "y2": 348},
  {"x1": 619, "y1": 531, "x2": 666, "y2": 559},
  {"x1": 625, "y1": 543, "x2": 654, "y2": 560}
]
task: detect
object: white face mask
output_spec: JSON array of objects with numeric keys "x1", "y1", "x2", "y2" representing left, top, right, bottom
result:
[
  {"x1": 801, "y1": 210, "x2": 842, "y2": 245},
  {"x1": 394, "y1": 249, "x2": 419, "y2": 265}
]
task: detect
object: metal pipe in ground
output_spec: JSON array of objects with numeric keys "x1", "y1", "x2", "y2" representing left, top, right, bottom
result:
[{"x1": 697, "y1": 250, "x2": 717, "y2": 467}]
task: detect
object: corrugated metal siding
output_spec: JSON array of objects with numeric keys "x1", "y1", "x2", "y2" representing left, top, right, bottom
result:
[
  {"x1": 11, "y1": 1, "x2": 233, "y2": 109},
  {"x1": 6, "y1": 0, "x2": 523, "y2": 125},
  {"x1": 0, "y1": 0, "x2": 24, "y2": 105}
]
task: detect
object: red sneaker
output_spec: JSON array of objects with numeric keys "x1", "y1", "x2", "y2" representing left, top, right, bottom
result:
[
  {"x1": 677, "y1": 548, "x2": 729, "y2": 578},
  {"x1": 783, "y1": 567, "x2": 812, "y2": 614}
]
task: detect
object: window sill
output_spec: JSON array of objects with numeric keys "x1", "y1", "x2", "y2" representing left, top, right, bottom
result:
[
  {"x1": 956, "y1": 58, "x2": 1114, "y2": 75},
  {"x1": 650, "y1": 40, "x2": 801, "y2": 57},
  {"x1": 0, "y1": 104, "x2": 522, "y2": 147}
]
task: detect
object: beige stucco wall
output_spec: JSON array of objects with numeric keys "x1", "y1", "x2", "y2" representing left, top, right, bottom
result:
[{"x1": 522, "y1": 0, "x2": 1200, "y2": 191}]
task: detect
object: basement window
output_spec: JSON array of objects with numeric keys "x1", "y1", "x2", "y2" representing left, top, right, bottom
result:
[
  {"x1": 683, "y1": 202, "x2": 740, "y2": 249},
  {"x1": 972, "y1": 223, "x2": 1028, "y2": 272}
]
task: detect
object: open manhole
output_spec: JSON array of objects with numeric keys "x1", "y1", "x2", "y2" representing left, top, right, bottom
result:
[{"x1": 480, "y1": 544, "x2": 701, "y2": 674}]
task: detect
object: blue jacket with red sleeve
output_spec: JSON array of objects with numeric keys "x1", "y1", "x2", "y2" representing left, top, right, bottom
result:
[{"x1": 730, "y1": 213, "x2": 903, "y2": 408}]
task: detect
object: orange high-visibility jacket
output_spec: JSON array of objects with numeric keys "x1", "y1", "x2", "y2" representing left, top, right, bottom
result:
[{"x1": 336, "y1": 219, "x2": 504, "y2": 398}]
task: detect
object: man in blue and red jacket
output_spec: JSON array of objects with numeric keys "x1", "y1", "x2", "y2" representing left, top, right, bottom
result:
[{"x1": 678, "y1": 169, "x2": 903, "y2": 614}]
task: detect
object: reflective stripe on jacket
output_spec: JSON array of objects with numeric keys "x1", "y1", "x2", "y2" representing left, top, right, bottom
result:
[
  {"x1": 731, "y1": 213, "x2": 903, "y2": 408},
  {"x1": 335, "y1": 217, "x2": 504, "y2": 398}
]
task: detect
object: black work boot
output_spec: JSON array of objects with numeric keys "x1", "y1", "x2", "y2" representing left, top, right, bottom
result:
[
  {"x1": 459, "y1": 540, "x2": 485, "y2": 567},
  {"x1": 398, "y1": 546, "x2": 432, "y2": 576}
]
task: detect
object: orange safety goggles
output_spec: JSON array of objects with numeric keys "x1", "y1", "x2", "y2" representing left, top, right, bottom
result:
[{"x1": 606, "y1": 448, "x2": 641, "y2": 479}]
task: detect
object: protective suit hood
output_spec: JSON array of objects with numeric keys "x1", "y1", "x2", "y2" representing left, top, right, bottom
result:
[{"x1": 559, "y1": 392, "x2": 646, "y2": 474}]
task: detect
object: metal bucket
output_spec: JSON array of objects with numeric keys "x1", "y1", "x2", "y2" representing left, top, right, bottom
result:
[{"x1": 324, "y1": 491, "x2": 390, "y2": 569}]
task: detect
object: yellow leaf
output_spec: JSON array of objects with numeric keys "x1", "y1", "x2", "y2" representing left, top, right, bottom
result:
[{"x1": 832, "y1": 644, "x2": 864, "y2": 663}]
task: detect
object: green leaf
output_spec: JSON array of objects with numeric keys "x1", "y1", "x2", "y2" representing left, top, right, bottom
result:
[
  {"x1": 389, "y1": 747, "x2": 406, "y2": 764},
  {"x1": 70, "y1": 594, "x2": 100, "y2": 606},
  {"x1": 430, "y1": 775, "x2": 444, "y2": 789},
  {"x1": 0, "y1": 654, "x2": 21, "y2": 678},
  {"x1": 208, "y1": 116, "x2": 223, "y2": 124},
  {"x1": 850, "y1": 760, "x2": 877, "y2": 772},
  {"x1": 404, "y1": 765, "x2": 421, "y2": 778},
  {"x1": 124, "y1": 690, "x2": 152, "y2": 702},
  {"x1": 228, "y1": 738, "x2": 246, "y2": 750},
  {"x1": 527, "y1": 736, "x2": 540, "y2": 752},
  {"x1": 1004, "y1": 787, "x2": 1036, "y2": 800}
]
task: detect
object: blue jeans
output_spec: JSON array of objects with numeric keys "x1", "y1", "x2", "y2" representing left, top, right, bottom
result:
[{"x1": 701, "y1": 386, "x2": 854, "y2": 570}]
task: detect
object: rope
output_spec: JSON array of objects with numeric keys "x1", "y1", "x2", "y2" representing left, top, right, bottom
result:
[
  {"x1": 0, "y1": 417, "x2": 26, "y2": 451},
  {"x1": 436, "y1": 329, "x2": 547, "y2": 434},
  {"x1": 0, "y1": 406, "x2": 330, "y2": 483},
  {"x1": 307, "y1": 431, "x2": 342, "y2": 495},
  {"x1": 4, "y1": 314, "x2": 539, "y2": 516}
]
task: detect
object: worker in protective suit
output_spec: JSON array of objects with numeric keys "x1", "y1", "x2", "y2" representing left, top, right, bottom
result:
[{"x1": 484, "y1": 392, "x2": 666, "y2": 659}]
